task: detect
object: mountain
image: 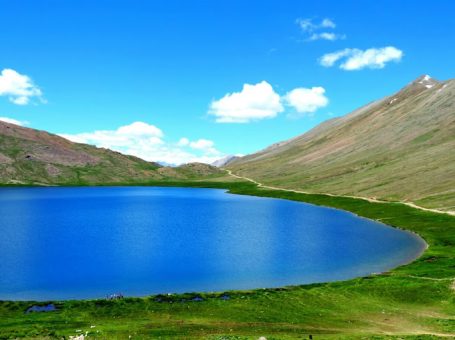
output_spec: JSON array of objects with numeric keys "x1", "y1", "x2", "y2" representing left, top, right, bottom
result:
[
  {"x1": 0, "y1": 121, "x2": 223, "y2": 185},
  {"x1": 212, "y1": 155, "x2": 240, "y2": 167},
  {"x1": 228, "y1": 75, "x2": 455, "y2": 212}
]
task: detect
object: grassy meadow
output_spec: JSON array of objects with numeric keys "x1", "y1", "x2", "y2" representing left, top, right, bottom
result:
[{"x1": 0, "y1": 180, "x2": 454, "y2": 339}]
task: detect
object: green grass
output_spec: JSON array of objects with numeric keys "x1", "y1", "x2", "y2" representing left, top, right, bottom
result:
[{"x1": 0, "y1": 180, "x2": 454, "y2": 339}]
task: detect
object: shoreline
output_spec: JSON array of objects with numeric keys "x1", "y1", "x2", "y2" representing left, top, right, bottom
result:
[
  {"x1": 1, "y1": 179, "x2": 454, "y2": 338},
  {"x1": 0, "y1": 184, "x2": 430, "y2": 302},
  {"x1": 225, "y1": 169, "x2": 455, "y2": 217}
]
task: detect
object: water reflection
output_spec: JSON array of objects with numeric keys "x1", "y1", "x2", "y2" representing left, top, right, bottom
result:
[{"x1": 0, "y1": 187, "x2": 426, "y2": 300}]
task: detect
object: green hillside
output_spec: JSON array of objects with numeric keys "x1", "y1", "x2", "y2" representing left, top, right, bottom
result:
[{"x1": 0, "y1": 121, "x2": 224, "y2": 185}]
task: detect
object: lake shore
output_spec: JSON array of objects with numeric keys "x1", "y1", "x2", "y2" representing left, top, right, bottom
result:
[
  {"x1": 1, "y1": 180, "x2": 454, "y2": 338},
  {"x1": 0, "y1": 185, "x2": 428, "y2": 301}
]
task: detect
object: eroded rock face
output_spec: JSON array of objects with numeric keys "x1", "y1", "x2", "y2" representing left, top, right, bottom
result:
[
  {"x1": 29, "y1": 144, "x2": 99, "y2": 166},
  {"x1": 0, "y1": 121, "x2": 100, "y2": 166}
]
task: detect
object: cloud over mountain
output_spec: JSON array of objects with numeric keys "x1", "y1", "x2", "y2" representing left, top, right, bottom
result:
[
  {"x1": 0, "y1": 117, "x2": 28, "y2": 126},
  {"x1": 0, "y1": 69, "x2": 44, "y2": 105},
  {"x1": 60, "y1": 121, "x2": 223, "y2": 165}
]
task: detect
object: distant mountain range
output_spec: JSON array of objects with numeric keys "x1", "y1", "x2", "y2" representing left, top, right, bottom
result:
[
  {"x1": 228, "y1": 75, "x2": 455, "y2": 212},
  {"x1": 0, "y1": 121, "x2": 222, "y2": 185},
  {"x1": 212, "y1": 155, "x2": 240, "y2": 167}
]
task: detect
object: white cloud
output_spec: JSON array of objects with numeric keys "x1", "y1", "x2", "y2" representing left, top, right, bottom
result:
[
  {"x1": 59, "y1": 121, "x2": 223, "y2": 165},
  {"x1": 319, "y1": 49, "x2": 351, "y2": 67},
  {"x1": 321, "y1": 18, "x2": 336, "y2": 28},
  {"x1": 189, "y1": 139, "x2": 213, "y2": 150},
  {"x1": 320, "y1": 46, "x2": 403, "y2": 70},
  {"x1": 297, "y1": 17, "x2": 335, "y2": 32},
  {"x1": 116, "y1": 121, "x2": 163, "y2": 138},
  {"x1": 209, "y1": 81, "x2": 284, "y2": 123},
  {"x1": 209, "y1": 81, "x2": 329, "y2": 122},
  {"x1": 309, "y1": 32, "x2": 345, "y2": 41},
  {"x1": 296, "y1": 18, "x2": 316, "y2": 32},
  {"x1": 188, "y1": 139, "x2": 219, "y2": 154},
  {"x1": 0, "y1": 69, "x2": 44, "y2": 105},
  {"x1": 177, "y1": 138, "x2": 218, "y2": 156},
  {"x1": 0, "y1": 116, "x2": 28, "y2": 126},
  {"x1": 61, "y1": 122, "x2": 164, "y2": 149},
  {"x1": 296, "y1": 18, "x2": 343, "y2": 41},
  {"x1": 342, "y1": 47, "x2": 403, "y2": 70},
  {"x1": 284, "y1": 87, "x2": 328, "y2": 114},
  {"x1": 177, "y1": 137, "x2": 189, "y2": 146}
]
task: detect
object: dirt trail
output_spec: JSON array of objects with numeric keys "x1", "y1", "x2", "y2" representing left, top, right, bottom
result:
[
  {"x1": 403, "y1": 275, "x2": 454, "y2": 281},
  {"x1": 225, "y1": 170, "x2": 455, "y2": 217}
]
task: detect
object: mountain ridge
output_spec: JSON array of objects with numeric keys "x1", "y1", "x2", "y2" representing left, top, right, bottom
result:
[{"x1": 228, "y1": 75, "x2": 455, "y2": 212}]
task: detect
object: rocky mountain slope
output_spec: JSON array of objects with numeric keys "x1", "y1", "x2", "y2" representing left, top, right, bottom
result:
[
  {"x1": 0, "y1": 121, "x2": 223, "y2": 185},
  {"x1": 228, "y1": 75, "x2": 455, "y2": 212},
  {"x1": 212, "y1": 155, "x2": 240, "y2": 167}
]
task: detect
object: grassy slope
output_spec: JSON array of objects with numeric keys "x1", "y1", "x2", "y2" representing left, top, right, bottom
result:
[
  {"x1": 228, "y1": 78, "x2": 455, "y2": 212},
  {"x1": 0, "y1": 180, "x2": 454, "y2": 339}
]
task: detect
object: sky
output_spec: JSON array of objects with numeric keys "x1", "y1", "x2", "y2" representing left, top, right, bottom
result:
[{"x1": 1, "y1": 0, "x2": 454, "y2": 165}]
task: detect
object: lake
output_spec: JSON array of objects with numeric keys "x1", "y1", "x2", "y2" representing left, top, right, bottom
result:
[{"x1": 0, "y1": 187, "x2": 426, "y2": 301}]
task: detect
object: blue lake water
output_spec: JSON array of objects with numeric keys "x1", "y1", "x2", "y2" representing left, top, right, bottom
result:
[{"x1": 0, "y1": 187, "x2": 426, "y2": 301}]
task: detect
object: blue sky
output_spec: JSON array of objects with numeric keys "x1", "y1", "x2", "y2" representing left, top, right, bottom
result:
[{"x1": 0, "y1": 0, "x2": 454, "y2": 164}]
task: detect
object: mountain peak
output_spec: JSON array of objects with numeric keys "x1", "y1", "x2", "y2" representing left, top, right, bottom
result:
[
  {"x1": 390, "y1": 75, "x2": 442, "y2": 102},
  {"x1": 412, "y1": 74, "x2": 439, "y2": 89}
]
